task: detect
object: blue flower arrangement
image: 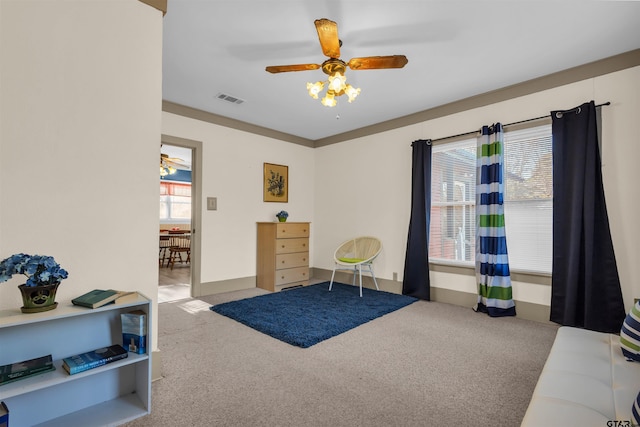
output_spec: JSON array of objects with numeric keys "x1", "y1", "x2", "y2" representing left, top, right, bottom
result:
[
  {"x1": 0, "y1": 253, "x2": 69, "y2": 287},
  {"x1": 276, "y1": 210, "x2": 289, "y2": 221}
]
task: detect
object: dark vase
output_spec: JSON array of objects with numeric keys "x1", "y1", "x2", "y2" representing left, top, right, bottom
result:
[{"x1": 18, "y1": 283, "x2": 60, "y2": 313}]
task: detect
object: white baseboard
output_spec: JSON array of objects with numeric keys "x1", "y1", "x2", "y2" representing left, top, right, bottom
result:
[
  {"x1": 311, "y1": 267, "x2": 553, "y2": 324},
  {"x1": 196, "y1": 276, "x2": 256, "y2": 297}
]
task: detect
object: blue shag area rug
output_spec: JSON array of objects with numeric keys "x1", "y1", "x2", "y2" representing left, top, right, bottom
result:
[{"x1": 210, "y1": 282, "x2": 418, "y2": 348}]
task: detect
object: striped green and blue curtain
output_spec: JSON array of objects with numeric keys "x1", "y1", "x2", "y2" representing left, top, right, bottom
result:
[{"x1": 474, "y1": 123, "x2": 516, "y2": 317}]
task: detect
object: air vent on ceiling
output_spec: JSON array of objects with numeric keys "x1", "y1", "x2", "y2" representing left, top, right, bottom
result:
[{"x1": 216, "y1": 92, "x2": 245, "y2": 105}]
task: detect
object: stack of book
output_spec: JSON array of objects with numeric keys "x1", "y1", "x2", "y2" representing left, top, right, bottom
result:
[
  {"x1": 0, "y1": 355, "x2": 55, "y2": 386},
  {"x1": 71, "y1": 289, "x2": 135, "y2": 309},
  {"x1": 62, "y1": 344, "x2": 128, "y2": 375}
]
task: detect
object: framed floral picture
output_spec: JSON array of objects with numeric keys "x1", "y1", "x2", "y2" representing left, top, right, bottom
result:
[{"x1": 263, "y1": 163, "x2": 288, "y2": 203}]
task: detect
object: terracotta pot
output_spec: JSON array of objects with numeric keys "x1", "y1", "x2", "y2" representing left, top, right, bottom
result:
[{"x1": 18, "y1": 283, "x2": 60, "y2": 313}]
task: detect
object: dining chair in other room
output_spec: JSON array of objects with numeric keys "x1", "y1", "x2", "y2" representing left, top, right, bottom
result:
[
  {"x1": 167, "y1": 234, "x2": 191, "y2": 270},
  {"x1": 159, "y1": 235, "x2": 171, "y2": 267},
  {"x1": 329, "y1": 236, "x2": 382, "y2": 297}
]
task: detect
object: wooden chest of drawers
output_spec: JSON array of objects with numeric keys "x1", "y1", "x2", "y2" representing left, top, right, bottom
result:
[{"x1": 256, "y1": 222, "x2": 310, "y2": 292}]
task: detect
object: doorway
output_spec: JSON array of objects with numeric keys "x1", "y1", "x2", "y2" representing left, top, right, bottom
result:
[{"x1": 159, "y1": 142, "x2": 194, "y2": 302}]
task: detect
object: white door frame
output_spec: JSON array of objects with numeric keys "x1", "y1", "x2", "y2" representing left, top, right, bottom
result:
[{"x1": 161, "y1": 134, "x2": 203, "y2": 298}]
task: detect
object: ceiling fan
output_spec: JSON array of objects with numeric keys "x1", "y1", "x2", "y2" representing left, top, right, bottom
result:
[
  {"x1": 160, "y1": 153, "x2": 187, "y2": 177},
  {"x1": 265, "y1": 19, "x2": 408, "y2": 107}
]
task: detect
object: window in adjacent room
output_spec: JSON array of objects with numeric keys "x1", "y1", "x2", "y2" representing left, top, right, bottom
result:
[
  {"x1": 429, "y1": 123, "x2": 552, "y2": 274},
  {"x1": 160, "y1": 181, "x2": 192, "y2": 223}
]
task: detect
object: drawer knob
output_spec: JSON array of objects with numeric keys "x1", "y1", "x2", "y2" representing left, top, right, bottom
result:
[
  {"x1": 281, "y1": 276, "x2": 285, "y2": 279},
  {"x1": 302, "y1": 243, "x2": 306, "y2": 247},
  {"x1": 302, "y1": 272, "x2": 306, "y2": 276},
  {"x1": 303, "y1": 258, "x2": 306, "y2": 262},
  {"x1": 281, "y1": 260, "x2": 285, "y2": 264},
  {"x1": 282, "y1": 245, "x2": 285, "y2": 248}
]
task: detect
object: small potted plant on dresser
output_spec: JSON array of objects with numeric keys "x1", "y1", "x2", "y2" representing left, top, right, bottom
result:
[
  {"x1": 276, "y1": 210, "x2": 289, "y2": 222},
  {"x1": 0, "y1": 253, "x2": 69, "y2": 313}
]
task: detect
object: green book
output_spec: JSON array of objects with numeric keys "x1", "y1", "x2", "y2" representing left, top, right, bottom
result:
[
  {"x1": 71, "y1": 289, "x2": 123, "y2": 309},
  {"x1": 0, "y1": 354, "x2": 55, "y2": 386}
]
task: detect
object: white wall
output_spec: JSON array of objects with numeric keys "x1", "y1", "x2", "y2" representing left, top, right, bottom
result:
[
  {"x1": 314, "y1": 66, "x2": 640, "y2": 310},
  {"x1": 313, "y1": 124, "x2": 418, "y2": 284},
  {"x1": 0, "y1": 0, "x2": 163, "y2": 344},
  {"x1": 161, "y1": 113, "x2": 315, "y2": 286}
]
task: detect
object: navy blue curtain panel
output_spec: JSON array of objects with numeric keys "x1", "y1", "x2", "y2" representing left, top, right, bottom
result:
[
  {"x1": 550, "y1": 101, "x2": 625, "y2": 333},
  {"x1": 402, "y1": 139, "x2": 432, "y2": 300}
]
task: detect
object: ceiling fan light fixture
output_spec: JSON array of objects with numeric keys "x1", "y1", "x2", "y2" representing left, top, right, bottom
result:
[
  {"x1": 321, "y1": 90, "x2": 337, "y2": 107},
  {"x1": 307, "y1": 81, "x2": 325, "y2": 99},
  {"x1": 328, "y1": 71, "x2": 346, "y2": 93},
  {"x1": 310, "y1": 71, "x2": 359, "y2": 107},
  {"x1": 345, "y1": 84, "x2": 361, "y2": 103},
  {"x1": 160, "y1": 165, "x2": 177, "y2": 177}
]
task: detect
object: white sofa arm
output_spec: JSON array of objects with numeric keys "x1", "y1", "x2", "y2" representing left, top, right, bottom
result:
[{"x1": 521, "y1": 326, "x2": 640, "y2": 426}]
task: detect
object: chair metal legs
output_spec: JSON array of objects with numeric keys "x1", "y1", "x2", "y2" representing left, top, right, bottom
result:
[
  {"x1": 328, "y1": 262, "x2": 379, "y2": 297},
  {"x1": 356, "y1": 264, "x2": 379, "y2": 297},
  {"x1": 369, "y1": 265, "x2": 380, "y2": 290},
  {"x1": 329, "y1": 267, "x2": 337, "y2": 291}
]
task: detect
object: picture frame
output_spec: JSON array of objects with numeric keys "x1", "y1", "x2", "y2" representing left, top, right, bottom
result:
[{"x1": 263, "y1": 163, "x2": 288, "y2": 203}]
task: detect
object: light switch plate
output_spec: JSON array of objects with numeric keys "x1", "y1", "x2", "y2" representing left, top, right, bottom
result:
[{"x1": 207, "y1": 197, "x2": 217, "y2": 210}]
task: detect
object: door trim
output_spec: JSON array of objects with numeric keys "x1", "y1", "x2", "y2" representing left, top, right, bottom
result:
[{"x1": 161, "y1": 134, "x2": 202, "y2": 297}]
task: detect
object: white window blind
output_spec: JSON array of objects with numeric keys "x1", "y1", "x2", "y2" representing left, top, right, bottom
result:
[
  {"x1": 429, "y1": 123, "x2": 553, "y2": 274},
  {"x1": 160, "y1": 182, "x2": 192, "y2": 222},
  {"x1": 430, "y1": 140, "x2": 476, "y2": 264}
]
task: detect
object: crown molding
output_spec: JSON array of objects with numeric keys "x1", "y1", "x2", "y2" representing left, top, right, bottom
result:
[
  {"x1": 314, "y1": 48, "x2": 640, "y2": 147},
  {"x1": 162, "y1": 49, "x2": 640, "y2": 148},
  {"x1": 162, "y1": 101, "x2": 315, "y2": 148},
  {"x1": 138, "y1": 0, "x2": 167, "y2": 16}
]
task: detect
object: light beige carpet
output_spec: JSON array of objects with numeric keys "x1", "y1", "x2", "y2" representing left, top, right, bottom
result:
[{"x1": 124, "y1": 287, "x2": 558, "y2": 427}]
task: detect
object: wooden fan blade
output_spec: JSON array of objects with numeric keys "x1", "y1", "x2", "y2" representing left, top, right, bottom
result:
[
  {"x1": 161, "y1": 154, "x2": 184, "y2": 163},
  {"x1": 266, "y1": 64, "x2": 321, "y2": 73},
  {"x1": 315, "y1": 19, "x2": 340, "y2": 58},
  {"x1": 165, "y1": 159, "x2": 187, "y2": 168},
  {"x1": 347, "y1": 55, "x2": 408, "y2": 70}
]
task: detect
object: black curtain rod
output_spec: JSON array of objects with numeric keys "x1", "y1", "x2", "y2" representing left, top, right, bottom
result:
[{"x1": 430, "y1": 101, "x2": 611, "y2": 144}]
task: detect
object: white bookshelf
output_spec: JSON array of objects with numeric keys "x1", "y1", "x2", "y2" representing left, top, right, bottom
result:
[{"x1": 0, "y1": 293, "x2": 151, "y2": 426}]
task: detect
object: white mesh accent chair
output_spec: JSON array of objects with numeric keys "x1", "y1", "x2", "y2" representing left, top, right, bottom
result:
[{"x1": 329, "y1": 236, "x2": 382, "y2": 297}]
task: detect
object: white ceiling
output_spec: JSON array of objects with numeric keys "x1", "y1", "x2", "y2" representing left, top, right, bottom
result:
[{"x1": 162, "y1": 1, "x2": 640, "y2": 142}]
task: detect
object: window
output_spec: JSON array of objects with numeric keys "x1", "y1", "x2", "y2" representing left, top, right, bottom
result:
[
  {"x1": 160, "y1": 182, "x2": 191, "y2": 222},
  {"x1": 429, "y1": 123, "x2": 552, "y2": 274}
]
